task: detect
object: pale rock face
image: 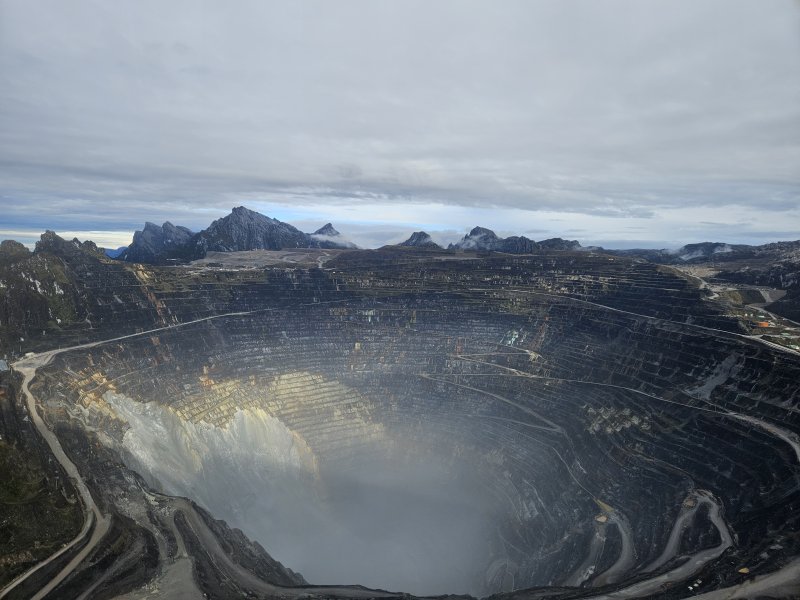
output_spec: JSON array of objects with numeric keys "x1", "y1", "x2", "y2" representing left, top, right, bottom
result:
[
  {"x1": 103, "y1": 390, "x2": 494, "y2": 596},
  {"x1": 104, "y1": 393, "x2": 326, "y2": 557},
  {"x1": 106, "y1": 392, "x2": 316, "y2": 488}
]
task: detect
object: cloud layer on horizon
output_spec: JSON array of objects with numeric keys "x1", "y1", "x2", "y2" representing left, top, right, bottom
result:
[{"x1": 1, "y1": 0, "x2": 798, "y2": 248}]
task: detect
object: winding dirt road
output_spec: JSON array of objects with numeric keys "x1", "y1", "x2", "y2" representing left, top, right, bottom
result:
[{"x1": 0, "y1": 352, "x2": 110, "y2": 600}]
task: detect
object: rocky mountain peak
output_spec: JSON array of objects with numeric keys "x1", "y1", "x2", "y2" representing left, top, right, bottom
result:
[
  {"x1": 450, "y1": 226, "x2": 537, "y2": 253},
  {"x1": 227, "y1": 206, "x2": 274, "y2": 223},
  {"x1": 161, "y1": 221, "x2": 185, "y2": 235},
  {"x1": 119, "y1": 221, "x2": 194, "y2": 264},
  {"x1": 467, "y1": 226, "x2": 499, "y2": 240},
  {"x1": 399, "y1": 231, "x2": 443, "y2": 249},
  {"x1": 308, "y1": 222, "x2": 358, "y2": 249},
  {"x1": 35, "y1": 231, "x2": 105, "y2": 259},
  {"x1": 195, "y1": 207, "x2": 309, "y2": 256},
  {"x1": 313, "y1": 223, "x2": 340, "y2": 237}
]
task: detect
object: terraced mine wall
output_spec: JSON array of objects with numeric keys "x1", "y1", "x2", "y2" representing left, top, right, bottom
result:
[
  {"x1": 19, "y1": 248, "x2": 800, "y2": 598},
  {"x1": 2, "y1": 243, "x2": 741, "y2": 356}
]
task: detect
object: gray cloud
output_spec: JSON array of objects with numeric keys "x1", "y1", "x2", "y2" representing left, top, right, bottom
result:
[{"x1": 0, "y1": 0, "x2": 798, "y2": 246}]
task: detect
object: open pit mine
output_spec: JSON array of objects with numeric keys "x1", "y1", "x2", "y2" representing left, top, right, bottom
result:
[{"x1": 1, "y1": 233, "x2": 800, "y2": 600}]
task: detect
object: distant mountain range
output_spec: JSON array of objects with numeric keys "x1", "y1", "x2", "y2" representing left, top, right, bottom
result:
[
  {"x1": 396, "y1": 227, "x2": 581, "y2": 253},
  {"x1": 606, "y1": 241, "x2": 800, "y2": 265},
  {"x1": 117, "y1": 207, "x2": 587, "y2": 263},
  {"x1": 118, "y1": 206, "x2": 358, "y2": 264},
  {"x1": 449, "y1": 226, "x2": 581, "y2": 253},
  {"x1": 112, "y1": 207, "x2": 800, "y2": 269},
  {"x1": 2, "y1": 218, "x2": 798, "y2": 329}
]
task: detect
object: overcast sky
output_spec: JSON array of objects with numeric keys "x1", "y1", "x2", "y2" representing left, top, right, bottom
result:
[{"x1": 1, "y1": 0, "x2": 798, "y2": 249}]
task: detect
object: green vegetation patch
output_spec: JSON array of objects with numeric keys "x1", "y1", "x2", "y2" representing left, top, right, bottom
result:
[
  {"x1": 0, "y1": 439, "x2": 83, "y2": 586},
  {"x1": 0, "y1": 378, "x2": 83, "y2": 588}
]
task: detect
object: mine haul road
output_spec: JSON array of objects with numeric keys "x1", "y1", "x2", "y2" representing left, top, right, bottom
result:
[
  {"x1": 0, "y1": 350, "x2": 111, "y2": 600},
  {"x1": 0, "y1": 312, "x2": 262, "y2": 599}
]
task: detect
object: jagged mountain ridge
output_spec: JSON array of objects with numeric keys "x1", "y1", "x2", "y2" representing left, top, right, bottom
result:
[
  {"x1": 119, "y1": 221, "x2": 193, "y2": 263},
  {"x1": 120, "y1": 208, "x2": 592, "y2": 265},
  {"x1": 190, "y1": 206, "x2": 312, "y2": 257},
  {"x1": 448, "y1": 226, "x2": 581, "y2": 253},
  {"x1": 119, "y1": 208, "x2": 796, "y2": 267},
  {"x1": 121, "y1": 207, "x2": 357, "y2": 264}
]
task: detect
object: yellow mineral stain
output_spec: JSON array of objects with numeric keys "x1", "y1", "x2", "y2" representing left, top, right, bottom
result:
[{"x1": 594, "y1": 499, "x2": 614, "y2": 513}]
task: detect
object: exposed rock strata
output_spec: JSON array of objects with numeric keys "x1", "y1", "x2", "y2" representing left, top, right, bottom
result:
[{"x1": 7, "y1": 245, "x2": 798, "y2": 598}]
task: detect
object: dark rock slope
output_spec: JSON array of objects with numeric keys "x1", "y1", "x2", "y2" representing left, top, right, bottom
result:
[
  {"x1": 0, "y1": 231, "x2": 168, "y2": 355},
  {"x1": 614, "y1": 240, "x2": 800, "y2": 322},
  {"x1": 118, "y1": 221, "x2": 193, "y2": 263},
  {"x1": 190, "y1": 206, "x2": 312, "y2": 257}
]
